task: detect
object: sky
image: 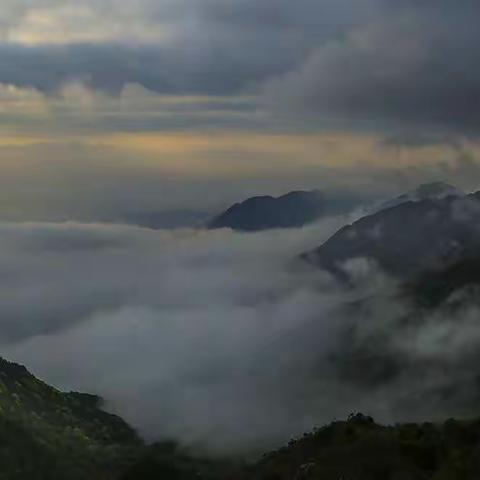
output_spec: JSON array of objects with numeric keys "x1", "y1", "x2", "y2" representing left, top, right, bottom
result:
[
  {"x1": 2, "y1": 2, "x2": 480, "y2": 452},
  {"x1": 0, "y1": 0, "x2": 480, "y2": 220}
]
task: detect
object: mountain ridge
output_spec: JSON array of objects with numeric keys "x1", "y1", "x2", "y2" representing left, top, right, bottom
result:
[
  {"x1": 303, "y1": 190, "x2": 480, "y2": 280},
  {"x1": 6, "y1": 355, "x2": 480, "y2": 478},
  {"x1": 0, "y1": 356, "x2": 141, "y2": 479},
  {"x1": 208, "y1": 189, "x2": 326, "y2": 232},
  {"x1": 377, "y1": 181, "x2": 464, "y2": 212}
]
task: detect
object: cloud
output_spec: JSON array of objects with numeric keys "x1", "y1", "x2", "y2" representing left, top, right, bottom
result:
[
  {"x1": 263, "y1": 2, "x2": 480, "y2": 133},
  {"x1": 0, "y1": 0, "x2": 478, "y2": 137},
  {"x1": 0, "y1": 1, "x2": 376, "y2": 96},
  {"x1": 1, "y1": 217, "x2": 480, "y2": 453},
  {"x1": 0, "y1": 0, "x2": 479, "y2": 145},
  {"x1": 0, "y1": 218, "x2": 351, "y2": 451},
  {"x1": 0, "y1": 134, "x2": 480, "y2": 224},
  {"x1": 0, "y1": 36, "x2": 311, "y2": 99}
]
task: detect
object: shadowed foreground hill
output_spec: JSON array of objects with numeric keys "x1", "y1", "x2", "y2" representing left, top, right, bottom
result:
[
  {"x1": 243, "y1": 414, "x2": 480, "y2": 480},
  {"x1": 5, "y1": 356, "x2": 480, "y2": 479},
  {"x1": 0, "y1": 357, "x2": 141, "y2": 479},
  {"x1": 0, "y1": 357, "x2": 239, "y2": 479},
  {"x1": 125, "y1": 414, "x2": 480, "y2": 479}
]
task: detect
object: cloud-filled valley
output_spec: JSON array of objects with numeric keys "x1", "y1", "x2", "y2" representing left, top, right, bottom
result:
[
  {"x1": 0, "y1": 218, "x2": 348, "y2": 451},
  {"x1": 2, "y1": 215, "x2": 480, "y2": 454}
]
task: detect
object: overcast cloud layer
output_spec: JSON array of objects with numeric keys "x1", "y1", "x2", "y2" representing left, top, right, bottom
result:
[
  {"x1": 0, "y1": 1, "x2": 479, "y2": 222},
  {"x1": 0, "y1": 0, "x2": 479, "y2": 134}
]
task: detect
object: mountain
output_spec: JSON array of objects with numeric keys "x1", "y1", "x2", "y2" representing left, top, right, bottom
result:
[
  {"x1": 6, "y1": 354, "x2": 480, "y2": 479},
  {"x1": 245, "y1": 414, "x2": 480, "y2": 480},
  {"x1": 406, "y1": 256, "x2": 480, "y2": 308},
  {"x1": 208, "y1": 183, "x2": 462, "y2": 233},
  {"x1": 376, "y1": 181, "x2": 464, "y2": 212},
  {"x1": 0, "y1": 356, "x2": 141, "y2": 479},
  {"x1": 120, "y1": 443, "x2": 240, "y2": 480},
  {"x1": 117, "y1": 414, "x2": 480, "y2": 479},
  {"x1": 0, "y1": 356, "x2": 240, "y2": 479},
  {"x1": 303, "y1": 191, "x2": 480, "y2": 280},
  {"x1": 208, "y1": 190, "x2": 325, "y2": 232}
]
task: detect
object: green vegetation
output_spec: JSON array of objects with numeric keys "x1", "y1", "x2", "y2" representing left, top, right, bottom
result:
[
  {"x1": 245, "y1": 414, "x2": 480, "y2": 480},
  {"x1": 119, "y1": 441, "x2": 242, "y2": 480},
  {"x1": 0, "y1": 357, "x2": 240, "y2": 479},
  {"x1": 5, "y1": 356, "x2": 480, "y2": 479},
  {"x1": 0, "y1": 357, "x2": 140, "y2": 479},
  {"x1": 122, "y1": 414, "x2": 480, "y2": 480}
]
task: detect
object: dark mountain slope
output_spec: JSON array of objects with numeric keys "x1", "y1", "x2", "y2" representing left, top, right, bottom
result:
[
  {"x1": 208, "y1": 190, "x2": 325, "y2": 231},
  {"x1": 6, "y1": 357, "x2": 480, "y2": 479},
  {"x1": 0, "y1": 357, "x2": 140, "y2": 479},
  {"x1": 0, "y1": 357, "x2": 240, "y2": 479},
  {"x1": 119, "y1": 414, "x2": 480, "y2": 479},
  {"x1": 406, "y1": 256, "x2": 480, "y2": 308},
  {"x1": 377, "y1": 181, "x2": 464, "y2": 212},
  {"x1": 303, "y1": 192, "x2": 480, "y2": 280},
  {"x1": 119, "y1": 441, "x2": 241, "y2": 480},
  {"x1": 244, "y1": 414, "x2": 480, "y2": 480}
]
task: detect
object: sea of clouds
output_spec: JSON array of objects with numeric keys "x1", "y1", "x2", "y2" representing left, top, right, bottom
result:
[{"x1": 1, "y1": 217, "x2": 480, "y2": 454}]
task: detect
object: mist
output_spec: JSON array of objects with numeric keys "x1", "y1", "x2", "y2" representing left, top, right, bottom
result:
[{"x1": 1, "y1": 217, "x2": 480, "y2": 454}]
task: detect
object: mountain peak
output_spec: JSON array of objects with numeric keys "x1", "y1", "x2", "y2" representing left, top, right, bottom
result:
[
  {"x1": 377, "y1": 181, "x2": 464, "y2": 212},
  {"x1": 303, "y1": 191, "x2": 480, "y2": 280},
  {"x1": 208, "y1": 189, "x2": 325, "y2": 232},
  {"x1": 410, "y1": 181, "x2": 463, "y2": 199}
]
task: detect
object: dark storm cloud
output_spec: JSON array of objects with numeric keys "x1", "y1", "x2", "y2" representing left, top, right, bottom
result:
[
  {"x1": 0, "y1": 0, "x2": 378, "y2": 95},
  {"x1": 264, "y1": 1, "x2": 480, "y2": 133},
  {"x1": 0, "y1": 43, "x2": 287, "y2": 95},
  {"x1": 163, "y1": 0, "x2": 376, "y2": 32},
  {"x1": 2, "y1": 1, "x2": 478, "y2": 133}
]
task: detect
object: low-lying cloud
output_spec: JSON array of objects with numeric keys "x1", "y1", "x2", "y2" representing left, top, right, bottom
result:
[
  {"x1": 2, "y1": 218, "x2": 480, "y2": 454},
  {"x1": 0, "y1": 219, "x2": 347, "y2": 450}
]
